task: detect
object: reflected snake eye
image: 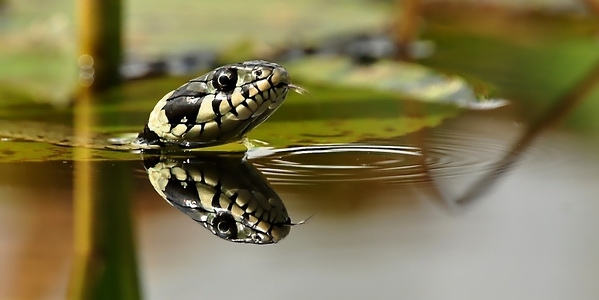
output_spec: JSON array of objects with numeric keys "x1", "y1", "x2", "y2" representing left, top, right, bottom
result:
[
  {"x1": 212, "y1": 68, "x2": 237, "y2": 92},
  {"x1": 251, "y1": 233, "x2": 261, "y2": 242},
  {"x1": 213, "y1": 214, "x2": 238, "y2": 239}
]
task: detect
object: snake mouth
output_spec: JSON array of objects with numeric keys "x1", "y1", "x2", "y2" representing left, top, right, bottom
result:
[
  {"x1": 275, "y1": 81, "x2": 289, "y2": 89},
  {"x1": 276, "y1": 82, "x2": 308, "y2": 96}
]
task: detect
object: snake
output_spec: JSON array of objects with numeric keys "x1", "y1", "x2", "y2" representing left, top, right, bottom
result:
[
  {"x1": 137, "y1": 60, "x2": 297, "y2": 149},
  {"x1": 0, "y1": 61, "x2": 299, "y2": 244},
  {"x1": 0, "y1": 60, "x2": 300, "y2": 150}
]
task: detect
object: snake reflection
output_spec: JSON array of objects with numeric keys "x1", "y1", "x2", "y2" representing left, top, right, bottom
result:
[{"x1": 142, "y1": 153, "x2": 293, "y2": 244}]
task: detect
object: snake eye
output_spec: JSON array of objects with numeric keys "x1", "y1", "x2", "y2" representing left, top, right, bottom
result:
[
  {"x1": 213, "y1": 214, "x2": 238, "y2": 239},
  {"x1": 253, "y1": 69, "x2": 263, "y2": 78},
  {"x1": 212, "y1": 68, "x2": 237, "y2": 92}
]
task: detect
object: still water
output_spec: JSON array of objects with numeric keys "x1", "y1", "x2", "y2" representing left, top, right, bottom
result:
[{"x1": 1, "y1": 107, "x2": 598, "y2": 299}]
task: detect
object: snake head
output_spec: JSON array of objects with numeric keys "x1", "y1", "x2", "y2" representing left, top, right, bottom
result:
[{"x1": 138, "y1": 60, "x2": 293, "y2": 149}]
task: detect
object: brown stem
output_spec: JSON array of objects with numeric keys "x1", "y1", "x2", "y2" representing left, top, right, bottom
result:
[
  {"x1": 393, "y1": 0, "x2": 421, "y2": 61},
  {"x1": 582, "y1": 0, "x2": 599, "y2": 16}
]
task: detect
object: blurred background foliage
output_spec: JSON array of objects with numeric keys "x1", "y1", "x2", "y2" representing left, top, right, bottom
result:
[{"x1": 0, "y1": 0, "x2": 598, "y2": 132}]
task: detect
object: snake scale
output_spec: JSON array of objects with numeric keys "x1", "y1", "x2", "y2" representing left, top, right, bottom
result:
[{"x1": 138, "y1": 60, "x2": 295, "y2": 148}]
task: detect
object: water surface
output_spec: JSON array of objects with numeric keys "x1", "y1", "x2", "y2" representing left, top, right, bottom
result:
[{"x1": 2, "y1": 108, "x2": 599, "y2": 300}]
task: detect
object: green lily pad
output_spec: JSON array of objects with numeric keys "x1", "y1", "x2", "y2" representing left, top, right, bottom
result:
[
  {"x1": 0, "y1": 76, "x2": 460, "y2": 162},
  {"x1": 0, "y1": 53, "x2": 468, "y2": 163}
]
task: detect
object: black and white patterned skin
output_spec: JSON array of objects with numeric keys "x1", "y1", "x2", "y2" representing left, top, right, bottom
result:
[
  {"x1": 143, "y1": 154, "x2": 292, "y2": 244},
  {"x1": 138, "y1": 60, "x2": 291, "y2": 148}
]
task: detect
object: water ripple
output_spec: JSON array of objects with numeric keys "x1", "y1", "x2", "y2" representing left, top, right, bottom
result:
[
  {"x1": 252, "y1": 144, "x2": 423, "y2": 185},
  {"x1": 251, "y1": 130, "x2": 520, "y2": 185},
  {"x1": 424, "y1": 130, "x2": 514, "y2": 178}
]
